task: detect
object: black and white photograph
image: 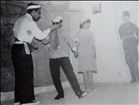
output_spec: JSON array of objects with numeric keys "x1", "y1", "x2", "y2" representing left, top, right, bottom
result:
[{"x1": 1, "y1": 1, "x2": 139, "y2": 105}]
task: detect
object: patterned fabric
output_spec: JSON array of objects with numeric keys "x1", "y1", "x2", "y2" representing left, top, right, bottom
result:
[
  {"x1": 43, "y1": 28, "x2": 76, "y2": 58},
  {"x1": 53, "y1": 30, "x2": 59, "y2": 50}
]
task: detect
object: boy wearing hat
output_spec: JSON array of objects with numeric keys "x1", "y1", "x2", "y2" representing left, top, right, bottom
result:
[
  {"x1": 12, "y1": 2, "x2": 58, "y2": 105},
  {"x1": 42, "y1": 16, "x2": 87, "y2": 100},
  {"x1": 119, "y1": 11, "x2": 138, "y2": 83}
]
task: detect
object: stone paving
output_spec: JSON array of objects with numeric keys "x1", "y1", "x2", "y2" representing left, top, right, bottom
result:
[{"x1": 1, "y1": 82, "x2": 139, "y2": 105}]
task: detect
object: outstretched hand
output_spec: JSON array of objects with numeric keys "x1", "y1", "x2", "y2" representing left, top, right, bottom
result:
[
  {"x1": 49, "y1": 25, "x2": 59, "y2": 31},
  {"x1": 30, "y1": 42, "x2": 38, "y2": 50},
  {"x1": 42, "y1": 37, "x2": 50, "y2": 45}
]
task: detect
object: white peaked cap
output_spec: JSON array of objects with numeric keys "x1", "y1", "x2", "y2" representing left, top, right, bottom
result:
[
  {"x1": 52, "y1": 16, "x2": 63, "y2": 23},
  {"x1": 80, "y1": 17, "x2": 90, "y2": 25},
  {"x1": 27, "y1": 4, "x2": 41, "y2": 10}
]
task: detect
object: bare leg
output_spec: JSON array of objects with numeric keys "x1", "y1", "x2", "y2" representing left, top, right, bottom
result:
[
  {"x1": 88, "y1": 71, "x2": 95, "y2": 89},
  {"x1": 83, "y1": 72, "x2": 89, "y2": 92},
  {"x1": 88, "y1": 70, "x2": 99, "y2": 91}
]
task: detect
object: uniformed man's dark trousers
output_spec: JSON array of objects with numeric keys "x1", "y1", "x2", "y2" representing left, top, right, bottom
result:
[
  {"x1": 124, "y1": 46, "x2": 138, "y2": 81},
  {"x1": 12, "y1": 44, "x2": 35, "y2": 104},
  {"x1": 128, "y1": 63, "x2": 138, "y2": 81},
  {"x1": 49, "y1": 57, "x2": 82, "y2": 96}
]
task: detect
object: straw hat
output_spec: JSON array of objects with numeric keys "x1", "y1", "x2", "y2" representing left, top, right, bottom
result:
[
  {"x1": 80, "y1": 17, "x2": 90, "y2": 25},
  {"x1": 52, "y1": 16, "x2": 63, "y2": 23}
]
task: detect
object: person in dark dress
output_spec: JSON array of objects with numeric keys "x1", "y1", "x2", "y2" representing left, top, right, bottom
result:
[{"x1": 119, "y1": 11, "x2": 138, "y2": 83}]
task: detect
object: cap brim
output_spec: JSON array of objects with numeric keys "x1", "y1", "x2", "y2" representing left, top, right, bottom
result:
[{"x1": 80, "y1": 18, "x2": 90, "y2": 24}]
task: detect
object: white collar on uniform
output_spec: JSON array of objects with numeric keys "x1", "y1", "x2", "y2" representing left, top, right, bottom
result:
[{"x1": 26, "y1": 13, "x2": 33, "y2": 20}]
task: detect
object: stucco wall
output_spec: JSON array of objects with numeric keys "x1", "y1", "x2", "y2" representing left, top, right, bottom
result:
[
  {"x1": 69, "y1": 1, "x2": 138, "y2": 83},
  {"x1": 1, "y1": 1, "x2": 69, "y2": 92}
]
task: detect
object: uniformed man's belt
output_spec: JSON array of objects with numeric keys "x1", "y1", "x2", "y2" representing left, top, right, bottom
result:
[
  {"x1": 14, "y1": 41, "x2": 30, "y2": 54},
  {"x1": 122, "y1": 35, "x2": 134, "y2": 41}
]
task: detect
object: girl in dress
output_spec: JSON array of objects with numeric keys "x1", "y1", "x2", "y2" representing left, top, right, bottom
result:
[{"x1": 75, "y1": 18, "x2": 98, "y2": 93}]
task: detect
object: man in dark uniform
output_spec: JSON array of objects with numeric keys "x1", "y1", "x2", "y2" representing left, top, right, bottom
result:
[{"x1": 119, "y1": 11, "x2": 138, "y2": 83}]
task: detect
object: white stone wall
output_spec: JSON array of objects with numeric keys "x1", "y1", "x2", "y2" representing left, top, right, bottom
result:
[{"x1": 69, "y1": 1, "x2": 138, "y2": 83}]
